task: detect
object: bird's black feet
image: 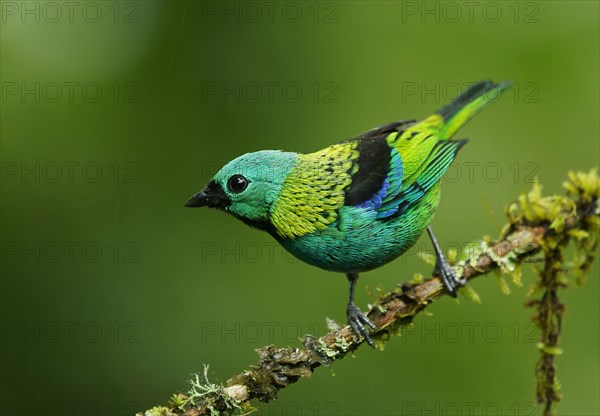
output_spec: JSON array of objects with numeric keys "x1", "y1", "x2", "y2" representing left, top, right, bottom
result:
[
  {"x1": 434, "y1": 253, "x2": 466, "y2": 297},
  {"x1": 427, "y1": 226, "x2": 466, "y2": 297},
  {"x1": 347, "y1": 302, "x2": 376, "y2": 347}
]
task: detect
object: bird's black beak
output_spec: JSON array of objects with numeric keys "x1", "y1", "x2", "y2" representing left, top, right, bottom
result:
[
  {"x1": 185, "y1": 181, "x2": 231, "y2": 209},
  {"x1": 185, "y1": 191, "x2": 209, "y2": 207}
]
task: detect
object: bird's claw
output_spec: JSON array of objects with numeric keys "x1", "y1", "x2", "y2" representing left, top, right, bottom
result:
[
  {"x1": 435, "y1": 256, "x2": 466, "y2": 298},
  {"x1": 346, "y1": 303, "x2": 377, "y2": 347}
]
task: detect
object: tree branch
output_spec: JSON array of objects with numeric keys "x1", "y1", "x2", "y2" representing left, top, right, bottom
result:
[{"x1": 139, "y1": 170, "x2": 599, "y2": 416}]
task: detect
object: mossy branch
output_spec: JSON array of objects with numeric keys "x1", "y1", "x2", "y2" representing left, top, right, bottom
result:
[{"x1": 139, "y1": 170, "x2": 599, "y2": 416}]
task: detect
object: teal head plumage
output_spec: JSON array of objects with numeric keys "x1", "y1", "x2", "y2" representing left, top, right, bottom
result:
[{"x1": 187, "y1": 80, "x2": 512, "y2": 346}]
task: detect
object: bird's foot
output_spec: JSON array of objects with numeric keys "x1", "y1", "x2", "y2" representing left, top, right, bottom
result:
[
  {"x1": 435, "y1": 255, "x2": 466, "y2": 297},
  {"x1": 346, "y1": 303, "x2": 377, "y2": 347}
]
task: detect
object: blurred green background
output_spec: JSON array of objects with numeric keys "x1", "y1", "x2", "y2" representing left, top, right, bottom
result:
[{"x1": 1, "y1": 1, "x2": 598, "y2": 415}]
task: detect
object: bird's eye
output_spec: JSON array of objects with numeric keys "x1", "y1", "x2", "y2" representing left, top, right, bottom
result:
[{"x1": 227, "y1": 175, "x2": 249, "y2": 193}]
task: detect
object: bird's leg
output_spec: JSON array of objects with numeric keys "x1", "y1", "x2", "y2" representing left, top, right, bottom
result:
[
  {"x1": 346, "y1": 272, "x2": 376, "y2": 347},
  {"x1": 426, "y1": 226, "x2": 466, "y2": 297}
]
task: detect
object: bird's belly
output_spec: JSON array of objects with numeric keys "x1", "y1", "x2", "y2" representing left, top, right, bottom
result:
[{"x1": 277, "y1": 202, "x2": 436, "y2": 273}]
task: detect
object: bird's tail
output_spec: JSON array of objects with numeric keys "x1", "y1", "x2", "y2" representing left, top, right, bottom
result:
[
  {"x1": 434, "y1": 80, "x2": 512, "y2": 138},
  {"x1": 389, "y1": 80, "x2": 512, "y2": 185}
]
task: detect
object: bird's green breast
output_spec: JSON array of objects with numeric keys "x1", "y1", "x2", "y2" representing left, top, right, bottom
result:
[{"x1": 276, "y1": 184, "x2": 441, "y2": 273}]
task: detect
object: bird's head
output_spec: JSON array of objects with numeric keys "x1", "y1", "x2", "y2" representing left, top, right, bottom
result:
[{"x1": 186, "y1": 150, "x2": 297, "y2": 230}]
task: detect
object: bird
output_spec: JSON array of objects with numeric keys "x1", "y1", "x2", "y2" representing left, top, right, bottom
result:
[{"x1": 186, "y1": 80, "x2": 512, "y2": 347}]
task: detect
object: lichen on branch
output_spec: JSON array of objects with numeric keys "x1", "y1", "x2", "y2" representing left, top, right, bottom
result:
[
  {"x1": 520, "y1": 170, "x2": 599, "y2": 416},
  {"x1": 138, "y1": 170, "x2": 599, "y2": 416}
]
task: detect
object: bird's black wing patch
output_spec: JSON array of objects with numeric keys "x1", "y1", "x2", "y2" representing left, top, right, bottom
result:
[
  {"x1": 344, "y1": 136, "x2": 391, "y2": 206},
  {"x1": 341, "y1": 119, "x2": 415, "y2": 207}
]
